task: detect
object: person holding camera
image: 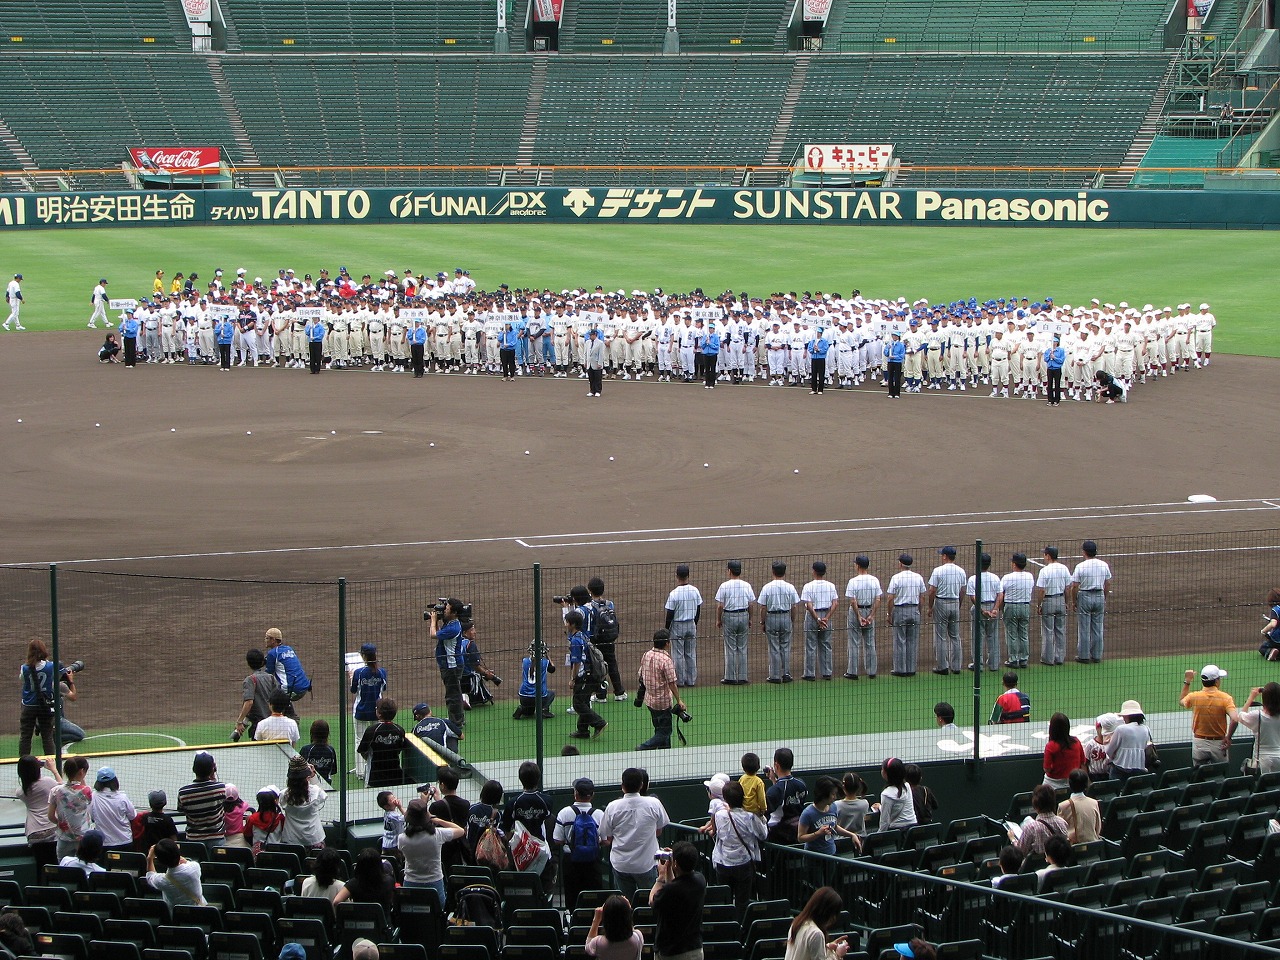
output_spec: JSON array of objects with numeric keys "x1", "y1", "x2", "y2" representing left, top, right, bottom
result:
[
  {"x1": 459, "y1": 617, "x2": 500, "y2": 708},
  {"x1": 637, "y1": 630, "x2": 685, "y2": 750},
  {"x1": 566, "y1": 610, "x2": 608, "y2": 740},
  {"x1": 19, "y1": 640, "x2": 58, "y2": 757},
  {"x1": 588, "y1": 577, "x2": 627, "y2": 701},
  {"x1": 430, "y1": 599, "x2": 468, "y2": 735},
  {"x1": 650, "y1": 841, "x2": 707, "y2": 960}
]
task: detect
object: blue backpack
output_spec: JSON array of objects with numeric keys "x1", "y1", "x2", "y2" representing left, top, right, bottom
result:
[{"x1": 565, "y1": 808, "x2": 600, "y2": 864}]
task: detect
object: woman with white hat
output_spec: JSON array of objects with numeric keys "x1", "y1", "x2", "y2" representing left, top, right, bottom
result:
[{"x1": 1105, "y1": 700, "x2": 1152, "y2": 782}]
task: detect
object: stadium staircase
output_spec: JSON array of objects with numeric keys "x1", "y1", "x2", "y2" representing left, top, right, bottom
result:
[
  {"x1": 1104, "y1": 56, "x2": 1181, "y2": 187},
  {"x1": 204, "y1": 57, "x2": 279, "y2": 187},
  {"x1": 757, "y1": 54, "x2": 814, "y2": 183},
  {"x1": 505, "y1": 56, "x2": 551, "y2": 186}
]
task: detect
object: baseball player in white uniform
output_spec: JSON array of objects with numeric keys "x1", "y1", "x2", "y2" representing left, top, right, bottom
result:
[
  {"x1": 4, "y1": 274, "x2": 24, "y2": 330},
  {"x1": 88, "y1": 279, "x2": 111, "y2": 329}
]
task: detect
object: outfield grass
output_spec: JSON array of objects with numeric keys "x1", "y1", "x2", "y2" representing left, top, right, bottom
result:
[
  {"x1": 7, "y1": 648, "x2": 1270, "y2": 773},
  {"x1": 0, "y1": 224, "x2": 1276, "y2": 356}
]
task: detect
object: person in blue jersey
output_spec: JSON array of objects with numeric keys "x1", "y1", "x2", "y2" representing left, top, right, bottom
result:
[
  {"x1": 430, "y1": 599, "x2": 467, "y2": 736},
  {"x1": 263, "y1": 627, "x2": 312, "y2": 703},
  {"x1": 407, "y1": 319, "x2": 428, "y2": 378},
  {"x1": 884, "y1": 330, "x2": 906, "y2": 398},
  {"x1": 514, "y1": 642, "x2": 557, "y2": 718},
  {"x1": 566, "y1": 609, "x2": 608, "y2": 741},
  {"x1": 498, "y1": 321, "x2": 519, "y2": 381},
  {"x1": 19, "y1": 640, "x2": 57, "y2": 756},
  {"x1": 700, "y1": 321, "x2": 721, "y2": 389},
  {"x1": 351, "y1": 643, "x2": 388, "y2": 780},
  {"x1": 305, "y1": 314, "x2": 326, "y2": 374},
  {"x1": 214, "y1": 313, "x2": 235, "y2": 371},
  {"x1": 119, "y1": 308, "x2": 142, "y2": 368},
  {"x1": 807, "y1": 328, "x2": 831, "y2": 395},
  {"x1": 1043, "y1": 334, "x2": 1067, "y2": 406}
]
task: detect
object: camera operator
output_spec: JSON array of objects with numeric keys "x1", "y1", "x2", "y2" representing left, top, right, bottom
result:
[
  {"x1": 429, "y1": 599, "x2": 468, "y2": 736},
  {"x1": 588, "y1": 577, "x2": 627, "y2": 701},
  {"x1": 459, "y1": 617, "x2": 500, "y2": 709},
  {"x1": 19, "y1": 642, "x2": 84, "y2": 757},
  {"x1": 58, "y1": 666, "x2": 85, "y2": 747},
  {"x1": 637, "y1": 630, "x2": 685, "y2": 751}
]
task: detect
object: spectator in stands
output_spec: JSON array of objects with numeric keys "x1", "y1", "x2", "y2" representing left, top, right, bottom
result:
[
  {"x1": 357, "y1": 697, "x2": 408, "y2": 788},
  {"x1": 425, "y1": 767, "x2": 470, "y2": 873},
  {"x1": 332, "y1": 847, "x2": 395, "y2": 913},
  {"x1": 1042, "y1": 713, "x2": 1086, "y2": 789},
  {"x1": 59, "y1": 829, "x2": 106, "y2": 877},
  {"x1": 1008, "y1": 784, "x2": 1068, "y2": 855},
  {"x1": 1180, "y1": 665, "x2": 1238, "y2": 767},
  {"x1": 17, "y1": 755, "x2": 60, "y2": 870},
  {"x1": 1057, "y1": 769, "x2": 1101, "y2": 843},
  {"x1": 784, "y1": 886, "x2": 849, "y2": 960},
  {"x1": 599, "y1": 766, "x2": 670, "y2": 904},
  {"x1": 1228, "y1": 682, "x2": 1280, "y2": 774},
  {"x1": 137, "y1": 790, "x2": 178, "y2": 853},
  {"x1": 872, "y1": 757, "x2": 917, "y2": 832},
  {"x1": 1082, "y1": 713, "x2": 1120, "y2": 780},
  {"x1": 0, "y1": 912, "x2": 33, "y2": 958},
  {"x1": 146, "y1": 838, "x2": 205, "y2": 908},
  {"x1": 554, "y1": 777, "x2": 605, "y2": 914},
  {"x1": 177, "y1": 752, "x2": 226, "y2": 849},
  {"x1": 834, "y1": 773, "x2": 870, "y2": 839},
  {"x1": 90, "y1": 766, "x2": 136, "y2": 853},
  {"x1": 49, "y1": 756, "x2": 92, "y2": 860},
  {"x1": 738, "y1": 752, "x2": 767, "y2": 817},
  {"x1": 765, "y1": 747, "x2": 810, "y2": 843},
  {"x1": 398, "y1": 796, "x2": 465, "y2": 907},
  {"x1": 501, "y1": 760, "x2": 556, "y2": 893},
  {"x1": 651, "y1": 841, "x2": 706, "y2": 960},
  {"x1": 892, "y1": 940, "x2": 936, "y2": 960},
  {"x1": 904, "y1": 765, "x2": 937, "y2": 826},
  {"x1": 278, "y1": 759, "x2": 326, "y2": 849},
  {"x1": 300, "y1": 847, "x2": 345, "y2": 900},
  {"x1": 221, "y1": 785, "x2": 249, "y2": 848},
  {"x1": 465, "y1": 779, "x2": 504, "y2": 854},
  {"x1": 586, "y1": 894, "x2": 643, "y2": 960},
  {"x1": 702, "y1": 780, "x2": 765, "y2": 925},
  {"x1": 991, "y1": 847, "x2": 1024, "y2": 888},
  {"x1": 1036, "y1": 834, "x2": 1074, "y2": 890},
  {"x1": 245, "y1": 787, "x2": 284, "y2": 856},
  {"x1": 1107, "y1": 700, "x2": 1154, "y2": 782},
  {"x1": 351, "y1": 940, "x2": 378, "y2": 960}
]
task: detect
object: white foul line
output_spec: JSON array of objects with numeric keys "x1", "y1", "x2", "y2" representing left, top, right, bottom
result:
[{"x1": 6, "y1": 497, "x2": 1279, "y2": 567}]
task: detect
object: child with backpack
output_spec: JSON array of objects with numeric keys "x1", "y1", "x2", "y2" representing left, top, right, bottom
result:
[{"x1": 553, "y1": 777, "x2": 603, "y2": 912}]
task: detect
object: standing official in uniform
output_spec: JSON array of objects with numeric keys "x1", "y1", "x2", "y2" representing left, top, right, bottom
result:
[
  {"x1": 214, "y1": 313, "x2": 235, "y2": 370},
  {"x1": 995, "y1": 553, "x2": 1034, "y2": 668},
  {"x1": 715, "y1": 561, "x2": 755, "y2": 686},
  {"x1": 1070, "y1": 540, "x2": 1112, "y2": 663},
  {"x1": 305, "y1": 315, "x2": 326, "y2": 374},
  {"x1": 807, "y1": 328, "x2": 831, "y2": 394},
  {"x1": 886, "y1": 554, "x2": 925, "y2": 676},
  {"x1": 583, "y1": 328, "x2": 605, "y2": 398},
  {"x1": 756, "y1": 561, "x2": 800, "y2": 684},
  {"x1": 1034, "y1": 545, "x2": 1071, "y2": 665},
  {"x1": 800, "y1": 561, "x2": 839, "y2": 680},
  {"x1": 844, "y1": 556, "x2": 883, "y2": 679},
  {"x1": 664, "y1": 565, "x2": 703, "y2": 687},
  {"x1": 963, "y1": 552, "x2": 1002, "y2": 672},
  {"x1": 884, "y1": 330, "x2": 905, "y2": 398},
  {"x1": 927, "y1": 547, "x2": 966, "y2": 675},
  {"x1": 119, "y1": 309, "x2": 142, "y2": 368},
  {"x1": 408, "y1": 319, "x2": 428, "y2": 378}
]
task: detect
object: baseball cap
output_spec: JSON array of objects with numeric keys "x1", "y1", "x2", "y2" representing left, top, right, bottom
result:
[
  {"x1": 412, "y1": 702, "x2": 431, "y2": 716},
  {"x1": 14, "y1": 274, "x2": 21, "y2": 280},
  {"x1": 939, "y1": 546, "x2": 957, "y2": 557},
  {"x1": 703, "y1": 773, "x2": 730, "y2": 797},
  {"x1": 1201, "y1": 664, "x2": 1227, "y2": 682},
  {"x1": 279, "y1": 944, "x2": 307, "y2": 960},
  {"x1": 1120, "y1": 699, "x2": 1144, "y2": 716},
  {"x1": 95, "y1": 766, "x2": 117, "y2": 785},
  {"x1": 898, "y1": 553, "x2": 914, "y2": 566},
  {"x1": 360, "y1": 642, "x2": 377, "y2": 659},
  {"x1": 351, "y1": 940, "x2": 379, "y2": 960},
  {"x1": 148, "y1": 790, "x2": 167, "y2": 808},
  {"x1": 893, "y1": 945, "x2": 916, "y2": 958},
  {"x1": 192, "y1": 752, "x2": 216, "y2": 776}
]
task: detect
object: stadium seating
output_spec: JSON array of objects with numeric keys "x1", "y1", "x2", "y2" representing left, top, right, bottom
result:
[
  {"x1": 529, "y1": 55, "x2": 792, "y2": 176},
  {"x1": 558, "y1": 0, "x2": 669, "y2": 51},
  {"x1": 0, "y1": 0, "x2": 188, "y2": 50},
  {"x1": 676, "y1": 0, "x2": 792, "y2": 51},
  {"x1": 1131, "y1": 134, "x2": 1236, "y2": 186},
  {"x1": 0, "y1": 55, "x2": 245, "y2": 185},
  {"x1": 220, "y1": 0, "x2": 518, "y2": 51},
  {"x1": 782, "y1": 54, "x2": 1172, "y2": 186},
  {"x1": 829, "y1": 0, "x2": 1172, "y2": 50},
  {"x1": 219, "y1": 55, "x2": 531, "y2": 181}
]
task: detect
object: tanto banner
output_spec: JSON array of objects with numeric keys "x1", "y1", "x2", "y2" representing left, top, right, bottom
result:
[
  {"x1": 3, "y1": 186, "x2": 1280, "y2": 229},
  {"x1": 129, "y1": 147, "x2": 222, "y2": 176},
  {"x1": 803, "y1": 0, "x2": 832, "y2": 22}
]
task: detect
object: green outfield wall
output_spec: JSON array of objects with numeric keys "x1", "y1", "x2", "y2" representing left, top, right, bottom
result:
[{"x1": 2, "y1": 186, "x2": 1279, "y2": 229}]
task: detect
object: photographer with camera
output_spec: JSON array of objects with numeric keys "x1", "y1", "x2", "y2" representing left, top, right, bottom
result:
[
  {"x1": 429, "y1": 598, "x2": 469, "y2": 735},
  {"x1": 588, "y1": 577, "x2": 627, "y2": 702},
  {"x1": 566, "y1": 610, "x2": 608, "y2": 740},
  {"x1": 459, "y1": 617, "x2": 500, "y2": 708},
  {"x1": 636, "y1": 630, "x2": 686, "y2": 751},
  {"x1": 19, "y1": 641, "x2": 82, "y2": 757}
]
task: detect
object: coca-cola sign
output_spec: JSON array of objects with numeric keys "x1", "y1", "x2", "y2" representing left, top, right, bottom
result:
[{"x1": 129, "y1": 147, "x2": 221, "y2": 176}]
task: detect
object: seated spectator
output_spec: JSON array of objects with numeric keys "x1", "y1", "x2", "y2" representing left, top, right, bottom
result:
[
  {"x1": 1008, "y1": 784, "x2": 1068, "y2": 856},
  {"x1": 904, "y1": 764, "x2": 938, "y2": 825},
  {"x1": 333, "y1": 847, "x2": 396, "y2": 913},
  {"x1": 90, "y1": 767, "x2": 135, "y2": 853},
  {"x1": 1057, "y1": 769, "x2": 1101, "y2": 843},
  {"x1": 785, "y1": 886, "x2": 850, "y2": 960},
  {"x1": 991, "y1": 846, "x2": 1024, "y2": 888},
  {"x1": 1106, "y1": 701, "x2": 1153, "y2": 782},
  {"x1": 99, "y1": 334, "x2": 120, "y2": 363},
  {"x1": 991, "y1": 672, "x2": 1030, "y2": 724},
  {"x1": 872, "y1": 757, "x2": 917, "y2": 832},
  {"x1": 1042, "y1": 712, "x2": 1086, "y2": 789},
  {"x1": 1036, "y1": 834, "x2": 1074, "y2": 890},
  {"x1": 0, "y1": 911, "x2": 34, "y2": 957},
  {"x1": 586, "y1": 894, "x2": 643, "y2": 960},
  {"x1": 146, "y1": 838, "x2": 205, "y2": 908},
  {"x1": 891, "y1": 938, "x2": 937, "y2": 960},
  {"x1": 834, "y1": 773, "x2": 870, "y2": 839},
  {"x1": 59, "y1": 829, "x2": 106, "y2": 877},
  {"x1": 300, "y1": 847, "x2": 346, "y2": 900},
  {"x1": 1082, "y1": 713, "x2": 1119, "y2": 780},
  {"x1": 222, "y1": 785, "x2": 249, "y2": 848}
]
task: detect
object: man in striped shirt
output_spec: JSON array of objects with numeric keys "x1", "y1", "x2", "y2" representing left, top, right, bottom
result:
[{"x1": 177, "y1": 752, "x2": 226, "y2": 848}]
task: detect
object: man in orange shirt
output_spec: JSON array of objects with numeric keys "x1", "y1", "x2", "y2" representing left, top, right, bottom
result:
[{"x1": 1180, "y1": 664, "x2": 1239, "y2": 767}]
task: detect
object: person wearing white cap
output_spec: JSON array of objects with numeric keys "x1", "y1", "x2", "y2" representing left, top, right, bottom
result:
[
  {"x1": 1193, "y1": 302, "x2": 1216, "y2": 366},
  {"x1": 1105, "y1": 700, "x2": 1153, "y2": 782},
  {"x1": 1180, "y1": 665, "x2": 1239, "y2": 767}
]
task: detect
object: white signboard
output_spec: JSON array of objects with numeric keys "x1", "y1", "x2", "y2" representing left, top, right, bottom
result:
[
  {"x1": 398, "y1": 308, "x2": 431, "y2": 321},
  {"x1": 206, "y1": 305, "x2": 238, "y2": 320},
  {"x1": 109, "y1": 299, "x2": 138, "y2": 311},
  {"x1": 690, "y1": 307, "x2": 724, "y2": 322},
  {"x1": 803, "y1": 144, "x2": 894, "y2": 175},
  {"x1": 294, "y1": 307, "x2": 325, "y2": 320}
]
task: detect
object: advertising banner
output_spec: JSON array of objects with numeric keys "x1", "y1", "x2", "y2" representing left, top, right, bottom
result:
[
  {"x1": 129, "y1": 147, "x2": 222, "y2": 177},
  {"x1": 803, "y1": 0, "x2": 833, "y2": 22},
  {"x1": 804, "y1": 144, "x2": 894, "y2": 175},
  {"x1": 532, "y1": 0, "x2": 563, "y2": 22},
  {"x1": 2, "y1": 186, "x2": 1280, "y2": 230}
]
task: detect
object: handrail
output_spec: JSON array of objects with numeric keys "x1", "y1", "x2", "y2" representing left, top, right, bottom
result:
[
  {"x1": 663, "y1": 821, "x2": 1280, "y2": 956},
  {"x1": 1217, "y1": 72, "x2": 1280, "y2": 167}
]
